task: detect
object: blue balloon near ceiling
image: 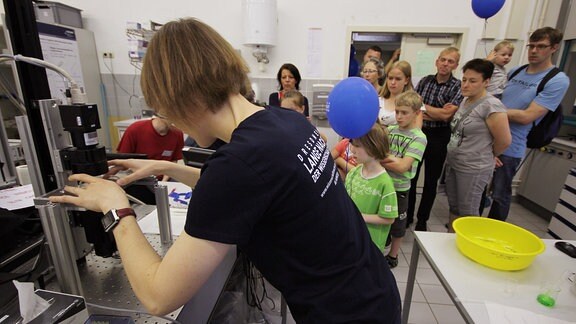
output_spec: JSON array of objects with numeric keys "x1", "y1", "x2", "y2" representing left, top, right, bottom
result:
[{"x1": 471, "y1": 0, "x2": 506, "y2": 19}]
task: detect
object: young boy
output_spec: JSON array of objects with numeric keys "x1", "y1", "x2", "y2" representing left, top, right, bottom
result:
[
  {"x1": 381, "y1": 90, "x2": 427, "y2": 268},
  {"x1": 345, "y1": 124, "x2": 398, "y2": 252},
  {"x1": 486, "y1": 40, "x2": 515, "y2": 99}
]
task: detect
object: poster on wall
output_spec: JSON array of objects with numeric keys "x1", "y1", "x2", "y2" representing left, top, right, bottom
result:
[{"x1": 37, "y1": 22, "x2": 85, "y2": 103}]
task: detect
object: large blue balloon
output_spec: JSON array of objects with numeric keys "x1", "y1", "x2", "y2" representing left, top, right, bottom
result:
[
  {"x1": 327, "y1": 77, "x2": 379, "y2": 139},
  {"x1": 472, "y1": 0, "x2": 505, "y2": 19}
]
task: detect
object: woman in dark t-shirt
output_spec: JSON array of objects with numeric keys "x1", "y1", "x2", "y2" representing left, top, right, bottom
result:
[{"x1": 50, "y1": 18, "x2": 401, "y2": 324}]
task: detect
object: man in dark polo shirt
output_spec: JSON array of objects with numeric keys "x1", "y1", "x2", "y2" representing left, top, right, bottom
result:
[{"x1": 409, "y1": 47, "x2": 464, "y2": 231}]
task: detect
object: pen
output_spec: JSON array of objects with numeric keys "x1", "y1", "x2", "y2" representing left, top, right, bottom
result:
[{"x1": 52, "y1": 299, "x2": 82, "y2": 323}]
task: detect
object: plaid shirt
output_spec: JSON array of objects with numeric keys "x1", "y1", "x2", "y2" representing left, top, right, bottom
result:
[{"x1": 416, "y1": 74, "x2": 463, "y2": 128}]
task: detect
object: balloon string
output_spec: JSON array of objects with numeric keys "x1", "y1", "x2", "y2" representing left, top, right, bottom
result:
[
  {"x1": 483, "y1": 19, "x2": 488, "y2": 57},
  {"x1": 345, "y1": 142, "x2": 350, "y2": 173}
]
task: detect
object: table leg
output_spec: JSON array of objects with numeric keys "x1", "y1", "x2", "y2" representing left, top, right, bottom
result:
[{"x1": 402, "y1": 240, "x2": 421, "y2": 324}]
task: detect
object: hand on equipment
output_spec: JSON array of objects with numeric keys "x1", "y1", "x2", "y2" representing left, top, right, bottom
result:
[
  {"x1": 49, "y1": 173, "x2": 130, "y2": 214},
  {"x1": 105, "y1": 159, "x2": 169, "y2": 186}
]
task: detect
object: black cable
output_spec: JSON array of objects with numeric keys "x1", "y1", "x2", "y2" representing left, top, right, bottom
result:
[
  {"x1": 102, "y1": 59, "x2": 130, "y2": 95},
  {"x1": 242, "y1": 254, "x2": 275, "y2": 312}
]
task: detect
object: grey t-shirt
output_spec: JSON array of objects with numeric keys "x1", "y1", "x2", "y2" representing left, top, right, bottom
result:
[{"x1": 447, "y1": 95, "x2": 506, "y2": 172}]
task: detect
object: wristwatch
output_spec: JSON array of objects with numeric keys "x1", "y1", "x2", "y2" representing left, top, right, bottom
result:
[{"x1": 101, "y1": 208, "x2": 135, "y2": 232}]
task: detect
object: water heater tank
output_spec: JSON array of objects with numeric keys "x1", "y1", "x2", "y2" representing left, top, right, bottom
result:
[{"x1": 242, "y1": 0, "x2": 277, "y2": 47}]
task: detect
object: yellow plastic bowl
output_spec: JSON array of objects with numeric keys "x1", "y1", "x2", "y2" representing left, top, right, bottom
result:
[{"x1": 452, "y1": 217, "x2": 545, "y2": 271}]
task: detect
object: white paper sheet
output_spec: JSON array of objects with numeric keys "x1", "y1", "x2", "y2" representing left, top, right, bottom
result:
[
  {"x1": 0, "y1": 184, "x2": 35, "y2": 210},
  {"x1": 138, "y1": 208, "x2": 187, "y2": 235}
]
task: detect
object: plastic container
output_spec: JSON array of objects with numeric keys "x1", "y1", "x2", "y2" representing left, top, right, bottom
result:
[
  {"x1": 453, "y1": 217, "x2": 545, "y2": 271},
  {"x1": 34, "y1": 1, "x2": 83, "y2": 28}
]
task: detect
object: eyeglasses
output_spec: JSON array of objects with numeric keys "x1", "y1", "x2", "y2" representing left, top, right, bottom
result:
[
  {"x1": 526, "y1": 44, "x2": 552, "y2": 50},
  {"x1": 153, "y1": 112, "x2": 175, "y2": 126},
  {"x1": 154, "y1": 112, "x2": 169, "y2": 120},
  {"x1": 362, "y1": 69, "x2": 378, "y2": 74}
]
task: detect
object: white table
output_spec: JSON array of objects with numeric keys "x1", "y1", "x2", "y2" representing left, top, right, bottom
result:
[{"x1": 403, "y1": 232, "x2": 576, "y2": 324}]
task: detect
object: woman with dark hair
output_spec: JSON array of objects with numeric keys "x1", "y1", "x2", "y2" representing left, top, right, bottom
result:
[
  {"x1": 269, "y1": 63, "x2": 310, "y2": 116},
  {"x1": 445, "y1": 58, "x2": 511, "y2": 231}
]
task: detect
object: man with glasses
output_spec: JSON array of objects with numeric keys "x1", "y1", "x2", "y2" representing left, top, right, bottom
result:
[
  {"x1": 488, "y1": 27, "x2": 569, "y2": 221},
  {"x1": 408, "y1": 47, "x2": 463, "y2": 231}
]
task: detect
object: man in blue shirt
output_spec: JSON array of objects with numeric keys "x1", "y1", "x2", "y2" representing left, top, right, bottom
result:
[{"x1": 488, "y1": 27, "x2": 570, "y2": 221}]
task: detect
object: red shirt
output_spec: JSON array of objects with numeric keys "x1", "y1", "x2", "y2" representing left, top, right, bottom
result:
[{"x1": 117, "y1": 119, "x2": 184, "y2": 161}]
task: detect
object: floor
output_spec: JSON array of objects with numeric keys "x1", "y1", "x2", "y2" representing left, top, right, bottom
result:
[{"x1": 271, "y1": 192, "x2": 553, "y2": 324}]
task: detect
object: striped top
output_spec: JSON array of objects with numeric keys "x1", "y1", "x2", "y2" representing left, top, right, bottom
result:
[{"x1": 387, "y1": 125, "x2": 427, "y2": 191}]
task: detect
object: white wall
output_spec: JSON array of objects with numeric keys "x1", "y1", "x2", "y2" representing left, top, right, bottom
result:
[{"x1": 29, "y1": 0, "x2": 543, "y2": 80}]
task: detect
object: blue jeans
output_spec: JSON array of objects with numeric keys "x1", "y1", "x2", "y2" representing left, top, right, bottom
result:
[{"x1": 488, "y1": 155, "x2": 521, "y2": 221}]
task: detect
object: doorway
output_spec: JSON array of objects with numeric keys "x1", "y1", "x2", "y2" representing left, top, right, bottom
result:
[{"x1": 345, "y1": 26, "x2": 468, "y2": 83}]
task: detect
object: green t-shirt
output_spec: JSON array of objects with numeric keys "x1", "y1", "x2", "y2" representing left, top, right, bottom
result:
[
  {"x1": 345, "y1": 165, "x2": 398, "y2": 251},
  {"x1": 387, "y1": 125, "x2": 427, "y2": 191}
]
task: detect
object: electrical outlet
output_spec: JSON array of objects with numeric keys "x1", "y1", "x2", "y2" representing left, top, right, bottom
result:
[{"x1": 102, "y1": 52, "x2": 114, "y2": 59}]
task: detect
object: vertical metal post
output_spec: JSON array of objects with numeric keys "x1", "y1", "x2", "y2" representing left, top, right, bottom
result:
[
  {"x1": 154, "y1": 184, "x2": 173, "y2": 244},
  {"x1": 35, "y1": 201, "x2": 83, "y2": 295},
  {"x1": 15, "y1": 116, "x2": 45, "y2": 196}
]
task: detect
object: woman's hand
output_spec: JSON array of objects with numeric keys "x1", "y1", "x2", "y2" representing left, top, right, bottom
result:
[
  {"x1": 49, "y1": 174, "x2": 130, "y2": 213},
  {"x1": 494, "y1": 156, "x2": 503, "y2": 168},
  {"x1": 105, "y1": 159, "x2": 168, "y2": 186}
]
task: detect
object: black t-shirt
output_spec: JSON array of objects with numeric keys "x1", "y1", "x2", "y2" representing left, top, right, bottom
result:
[{"x1": 185, "y1": 107, "x2": 401, "y2": 323}]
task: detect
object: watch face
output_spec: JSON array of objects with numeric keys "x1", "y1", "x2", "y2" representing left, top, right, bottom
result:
[{"x1": 101, "y1": 213, "x2": 117, "y2": 232}]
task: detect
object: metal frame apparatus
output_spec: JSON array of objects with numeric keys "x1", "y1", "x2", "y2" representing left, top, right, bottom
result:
[
  {"x1": 0, "y1": 108, "x2": 17, "y2": 188},
  {"x1": 34, "y1": 183, "x2": 173, "y2": 296}
]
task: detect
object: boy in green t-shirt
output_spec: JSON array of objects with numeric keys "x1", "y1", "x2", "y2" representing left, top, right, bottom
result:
[
  {"x1": 345, "y1": 124, "x2": 398, "y2": 251},
  {"x1": 382, "y1": 91, "x2": 427, "y2": 268}
]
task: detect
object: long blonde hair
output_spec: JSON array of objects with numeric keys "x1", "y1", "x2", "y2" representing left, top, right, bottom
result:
[{"x1": 379, "y1": 60, "x2": 414, "y2": 99}]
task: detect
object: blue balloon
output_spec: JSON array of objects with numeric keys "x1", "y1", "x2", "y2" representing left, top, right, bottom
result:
[
  {"x1": 327, "y1": 77, "x2": 379, "y2": 139},
  {"x1": 472, "y1": 0, "x2": 505, "y2": 19}
]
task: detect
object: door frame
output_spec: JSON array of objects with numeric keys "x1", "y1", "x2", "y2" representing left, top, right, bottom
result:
[{"x1": 344, "y1": 26, "x2": 469, "y2": 78}]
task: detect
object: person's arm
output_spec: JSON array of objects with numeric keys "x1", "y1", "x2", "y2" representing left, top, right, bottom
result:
[
  {"x1": 506, "y1": 101, "x2": 549, "y2": 125},
  {"x1": 331, "y1": 141, "x2": 353, "y2": 173},
  {"x1": 334, "y1": 157, "x2": 352, "y2": 173},
  {"x1": 415, "y1": 111, "x2": 424, "y2": 128},
  {"x1": 304, "y1": 96, "x2": 310, "y2": 117},
  {"x1": 49, "y1": 174, "x2": 232, "y2": 315},
  {"x1": 268, "y1": 93, "x2": 279, "y2": 106},
  {"x1": 384, "y1": 48, "x2": 401, "y2": 74},
  {"x1": 361, "y1": 213, "x2": 395, "y2": 225},
  {"x1": 422, "y1": 103, "x2": 459, "y2": 122},
  {"x1": 486, "y1": 112, "x2": 512, "y2": 156},
  {"x1": 486, "y1": 50, "x2": 496, "y2": 61},
  {"x1": 107, "y1": 159, "x2": 201, "y2": 188},
  {"x1": 382, "y1": 155, "x2": 416, "y2": 174}
]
